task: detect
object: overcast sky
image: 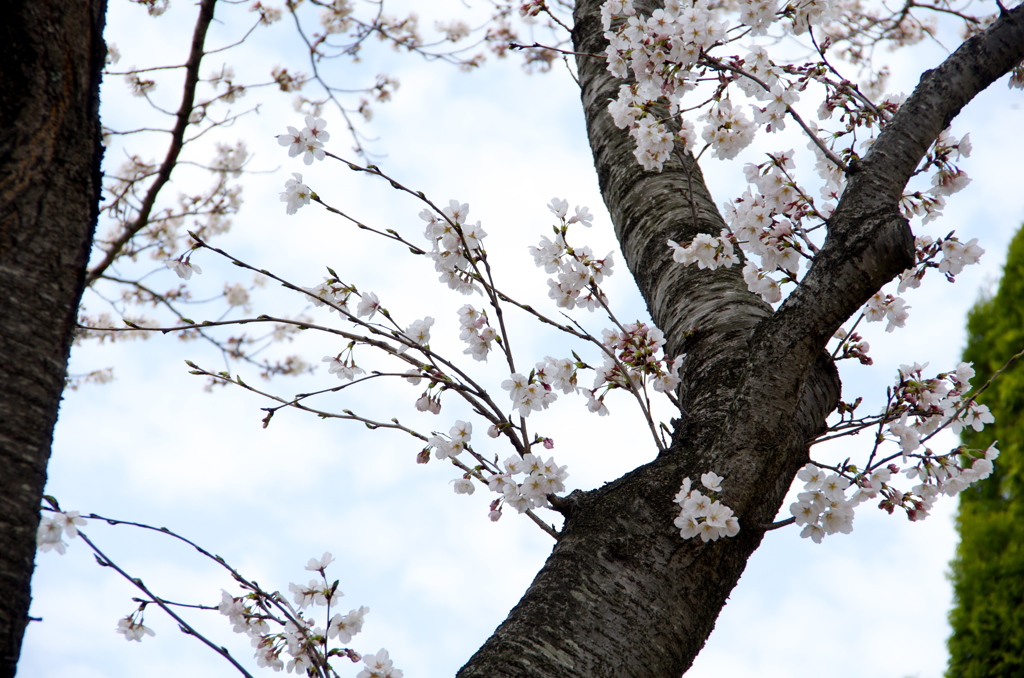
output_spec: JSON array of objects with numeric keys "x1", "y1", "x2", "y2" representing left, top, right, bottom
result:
[{"x1": 19, "y1": 1, "x2": 1024, "y2": 677}]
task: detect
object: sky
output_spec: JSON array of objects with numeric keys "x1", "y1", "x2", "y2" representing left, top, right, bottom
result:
[{"x1": 17, "y1": 1, "x2": 1024, "y2": 677}]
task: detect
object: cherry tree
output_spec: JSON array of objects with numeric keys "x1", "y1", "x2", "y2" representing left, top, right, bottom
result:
[
  {"x1": 12, "y1": 0, "x2": 1024, "y2": 676},
  {"x1": 0, "y1": 2, "x2": 106, "y2": 674}
]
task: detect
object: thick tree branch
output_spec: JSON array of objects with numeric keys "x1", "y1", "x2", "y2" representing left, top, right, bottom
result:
[
  {"x1": 459, "y1": 2, "x2": 1024, "y2": 677},
  {"x1": 861, "y1": 3, "x2": 1024, "y2": 207},
  {"x1": 458, "y1": 2, "x2": 838, "y2": 676},
  {"x1": 779, "y1": 1, "x2": 1024, "y2": 354}
]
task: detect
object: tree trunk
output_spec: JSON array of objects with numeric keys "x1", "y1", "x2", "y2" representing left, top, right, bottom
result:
[
  {"x1": 457, "y1": 2, "x2": 1024, "y2": 676},
  {"x1": 0, "y1": 1, "x2": 107, "y2": 675}
]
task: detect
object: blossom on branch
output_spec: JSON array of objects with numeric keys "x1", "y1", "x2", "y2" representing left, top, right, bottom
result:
[
  {"x1": 116, "y1": 615, "x2": 155, "y2": 642},
  {"x1": 280, "y1": 173, "x2": 312, "y2": 215},
  {"x1": 357, "y1": 648, "x2": 403, "y2": 678},
  {"x1": 165, "y1": 257, "x2": 202, "y2": 280},
  {"x1": 278, "y1": 115, "x2": 329, "y2": 165},
  {"x1": 398, "y1": 317, "x2": 434, "y2": 353},
  {"x1": 674, "y1": 473, "x2": 740, "y2": 542},
  {"x1": 36, "y1": 510, "x2": 87, "y2": 555}
]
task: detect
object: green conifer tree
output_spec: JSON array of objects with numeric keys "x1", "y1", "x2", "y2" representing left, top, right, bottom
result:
[{"x1": 947, "y1": 224, "x2": 1024, "y2": 678}]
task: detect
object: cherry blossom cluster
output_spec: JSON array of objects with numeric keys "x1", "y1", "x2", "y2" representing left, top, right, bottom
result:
[
  {"x1": 419, "y1": 419, "x2": 570, "y2": 520},
  {"x1": 832, "y1": 327, "x2": 871, "y2": 365},
  {"x1": 211, "y1": 141, "x2": 249, "y2": 177},
  {"x1": 278, "y1": 115, "x2": 330, "y2": 166},
  {"x1": 490, "y1": 352, "x2": 597, "y2": 421},
  {"x1": 673, "y1": 472, "x2": 741, "y2": 542},
  {"x1": 796, "y1": 361, "x2": 998, "y2": 541},
  {"x1": 411, "y1": 369, "x2": 444, "y2": 414},
  {"x1": 484, "y1": 452, "x2": 570, "y2": 518},
  {"x1": 792, "y1": 435, "x2": 998, "y2": 543},
  {"x1": 535, "y1": 355, "x2": 580, "y2": 395},
  {"x1": 898, "y1": 130, "x2": 973, "y2": 224},
  {"x1": 224, "y1": 282, "x2": 252, "y2": 309},
  {"x1": 846, "y1": 230, "x2": 983, "y2": 333},
  {"x1": 788, "y1": 463, "x2": 859, "y2": 542},
  {"x1": 318, "y1": 0, "x2": 355, "y2": 34},
  {"x1": 419, "y1": 200, "x2": 487, "y2": 295},
  {"x1": 498, "y1": 334, "x2": 670, "y2": 421},
  {"x1": 502, "y1": 371, "x2": 559, "y2": 418},
  {"x1": 117, "y1": 609, "x2": 156, "y2": 642},
  {"x1": 276, "y1": 117, "x2": 328, "y2": 216},
  {"x1": 600, "y1": 1, "x2": 831, "y2": 171},
  {"x1": 936, "y1": 236, "x2": 984, "y2": 277},
  {"x1": 165, "y1": 254, "x2": 202, "y2": 280},
  {"x1": 248, "y1": 2, "x2": 282, "y2": 25},
  {"x1": 741, "y1": 261, "x2": 783, "y2": 304},
  {"x1": 667, "y1": 230, "x2": 738, "y2": 270},
  {"x1": 599, "y1": 0, "x2": 986, "y2": 317},
  {"x1": 897, "y1": 233, "x2": 984, "y2": 293},
  {"x1": 898, "y1": 443, "x2": 998, "y2": 506},
  {"x1": 218, "y1": 552, "x2": 400, "y2": 676},
  {"x1": 303, "y1": 276, "x2": 357, "y2": 313},
  {"x1": 36, "y1": 510, "x2": 87, "y2": 555},
  {"x1": 591, "y1": 322, "x2": 682, "y2": 413},
  {"x1": 323, "y1": 343, "x2": 365, "y2": 381},
  {"x1": 1011, "y1": 61, "x2": 1024, "y2": 89},
  {"x1": 863, "y1": 292, "x2": 910, "y2": 333},
  {"x1": 397, "y1": 316, "x2": 434, "y2": 353},
  {"x1": 665, "y1": 149, "x2": 819, "y2": 304},
  {"x1": 602, "y1": 1, "x2": 730, "y2": 169},
  {"x1": 729, "y1": 153, "x2": 813, "y2": 259},
  {"x1": 698, "y1": 100, "x2": 757, "y2": 160},
  {"x1": 885, "y1": 361, "x2": 993, "y2": 451},
  {"x1": 428, "y1": 420, "x2": 474, "y2": 461},
  {"x1": 302, "y1": 275, "x2": 382, "y2": 318},
  {"x1": 722, "y1": 151, "x2": 820, "y2": 303},
  {"x1": 529, "y1": 198, "x2": 612, "y2": 311},
  {"x1": 458, "y1": 303, "x2": 499, "y2": 361},
  {"x1": 281, "y1": 173, "x2": 312, "y2": 215},
  {"x1": 38, "y1": 512, "x2": 399, "y2": 672},
  {"x1": 356, "y1": 650, "x2": 403, "y2": 678}
]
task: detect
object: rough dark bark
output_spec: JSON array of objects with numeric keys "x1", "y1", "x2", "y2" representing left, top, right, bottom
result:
[
  {"x1": 457, "y1": 2, "x2": 1024, "y2": 677},
  {"x1": 0, "y1": 1, "x2": 107, "y2": 675}
]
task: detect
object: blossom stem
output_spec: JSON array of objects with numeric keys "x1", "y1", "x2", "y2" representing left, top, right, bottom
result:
[{"x1": 74, "y1": 530, "x2": 255, "y2": 678}]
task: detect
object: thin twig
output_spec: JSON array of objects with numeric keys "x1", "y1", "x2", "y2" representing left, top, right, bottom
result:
[
  {"x1": 75, "y1": 530, "x2": 255, "y2": 678},
  {"x1": 87, "y1": 0, "x2": 218, "y2": 284}
]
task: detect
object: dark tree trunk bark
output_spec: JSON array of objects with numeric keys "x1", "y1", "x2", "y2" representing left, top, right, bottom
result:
[
  {"x1": 457, "y1": 2, "x2": 1024, "y2": 677},
  {"x1": 0, "y1": 1, "x2": 107, "y2": 676}
]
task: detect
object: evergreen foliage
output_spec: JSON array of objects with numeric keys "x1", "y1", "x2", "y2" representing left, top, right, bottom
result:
[{"x1": 947, "y1": 224, "x2": 1024, "y2": 678}]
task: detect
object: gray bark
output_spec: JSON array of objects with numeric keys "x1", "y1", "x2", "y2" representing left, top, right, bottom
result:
[
  {"x1": 458, "y1": 2, "x2": 1024, "y2": 677},
  {"x1": 0, "y1": 1, "x2": 107, "y2": 676}
]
